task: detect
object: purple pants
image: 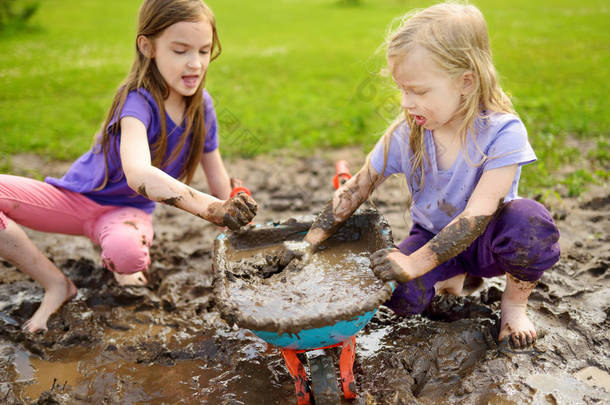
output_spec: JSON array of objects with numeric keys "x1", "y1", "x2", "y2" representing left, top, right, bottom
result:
[{"x1": 385, "y1": 199, "x2": 561, "y2": 317}]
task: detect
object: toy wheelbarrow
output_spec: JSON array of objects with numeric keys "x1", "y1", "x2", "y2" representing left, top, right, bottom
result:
[{"x1": 215, "y1": 162, "x2": 395, "y2": 404}]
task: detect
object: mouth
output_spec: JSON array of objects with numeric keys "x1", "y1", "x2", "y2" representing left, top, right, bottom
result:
[
  {"x1": 182, "y1": 75, "x2": 200, "y2": 89},
  {"x1": 412, "y1": 114, "x2": 427, "y2": 126}
]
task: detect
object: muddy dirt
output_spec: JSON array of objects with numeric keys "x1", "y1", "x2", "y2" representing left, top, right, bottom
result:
[
  {"x1": 214, "y1": 211, "x2": 394, "y2": 335},
  {"x1": 0, "y1": 149, "x2": 608, "y2": 404}
]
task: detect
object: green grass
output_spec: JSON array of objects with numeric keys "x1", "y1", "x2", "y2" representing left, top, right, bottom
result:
[{"x1": 1, "y1": 0, "x2": 608, "y2": 198}]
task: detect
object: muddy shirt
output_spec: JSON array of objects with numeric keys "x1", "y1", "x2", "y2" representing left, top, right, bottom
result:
[
  {"x1": 370, "y1": 113, "x2": 536, "y2": 234},
  {"x1": 45, "y1": 89, "x2": 218, "y2": 213}
]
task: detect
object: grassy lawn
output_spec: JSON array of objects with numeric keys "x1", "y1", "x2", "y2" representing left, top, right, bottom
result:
[{"x1": 0, "y1": 0, "x2": 608, "y2": 198}]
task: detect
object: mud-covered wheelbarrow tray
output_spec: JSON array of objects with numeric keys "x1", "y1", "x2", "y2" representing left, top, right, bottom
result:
[
  {"x1": 213, "y1": 209, "x2": 395, "y2": 348},
  {"x1": 213, "y1": 209, "x2": 396, "y2": 404}
]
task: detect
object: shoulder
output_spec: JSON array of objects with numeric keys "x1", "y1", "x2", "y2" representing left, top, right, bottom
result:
[
  {"x1": 477, "y1": 111, "x2": 536, "y2": 168},
  {"x1": 201, "y1": 89, "x2": 218, "y2": 119},
  {"x1": 202, "y1": 88, "x2": 213, "y2": 103},
  {"x1": 202, "y1": 89, "x2": 216, "y2": 110},
  {"x1": 126, "y1": 88, "x2": 156, "y2": 106},
  {"x1": 479, "y1": 112, "x2": 526, "y2": 136},
  {"x1": 122, "y1": 88, "x2": 159, "y2": 119},
  {"x1": 388, "y1": 119, "x2": 410, "y2": 142}
]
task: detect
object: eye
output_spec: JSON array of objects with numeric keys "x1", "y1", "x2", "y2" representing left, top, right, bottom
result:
[
  {"x1": 199, "y1": 50, "x2": 210, "y2": 55},
  {"x1": 173, "y1": 49, "x2": 186, "y2": 55}
]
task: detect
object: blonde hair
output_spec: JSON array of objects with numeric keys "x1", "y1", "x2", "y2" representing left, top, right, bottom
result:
[
  {"x1": 368, "y1": 2, "x2": 515, "y2": 202},
  {"x1": 95, "y1": 0, "x2": 221, "y2": 190}
]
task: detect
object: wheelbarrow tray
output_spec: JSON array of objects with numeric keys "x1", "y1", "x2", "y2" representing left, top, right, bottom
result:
[{"x1": 213, "y1": 209, "x2": 395, "y2": 350}]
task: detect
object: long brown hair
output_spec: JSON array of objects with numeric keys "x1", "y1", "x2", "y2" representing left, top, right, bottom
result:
[
  {"x1": 95, "y1": 0, "x2": 221, "y2": 190},
  {"x1": 367, "y1": 2, "x2": 515, "y2": 204}
]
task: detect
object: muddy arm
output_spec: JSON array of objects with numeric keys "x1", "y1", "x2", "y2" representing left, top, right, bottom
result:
[
  {"x1": 305, "y1": 163, "x2": 384, "y2": 250},
  {"x1": 372, "y1": 164, "x2": 518, "y2": 283},
  {"x1": 120, "y1": 117, "x2": 256, "y2": 229}
]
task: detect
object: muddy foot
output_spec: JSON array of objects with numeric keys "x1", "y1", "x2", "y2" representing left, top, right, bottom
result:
[
  {"x1": 499, "y1": 301, "x2": 537, "y2": 348},
  {"x1": 23, "y1": 277, "x2": 77, "y2": 333},
  {"x1": 114, "y1": 271, "x2": 148, "y2": 287}
]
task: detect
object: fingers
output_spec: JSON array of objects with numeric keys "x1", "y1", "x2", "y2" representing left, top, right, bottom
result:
[
  {"x1": 222, "y1": 193, "x2": 258, "y2": 230},
  {"x1": 279, "y1": 249, "x2": 301, "y2": 267},
  {"x1": 237, "y1": 192, "x2": 258, "y2": 213},
  {"x1": 222, "y1": 213, "x2": 242, "y2": 230},
  {"x1": 230, "y1": 177, "x2": 243, "y2": 189},
  {"x1": 370, "y1": 247, "x2": 395, "y2": 267},
  {"x1": 372, "y1": 263, "x2": 394, "y2": 281}
]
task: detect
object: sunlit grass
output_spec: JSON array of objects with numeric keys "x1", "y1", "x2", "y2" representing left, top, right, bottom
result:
[{"x1": 0, "y1": 0, "x2": 608, "y2": 197}]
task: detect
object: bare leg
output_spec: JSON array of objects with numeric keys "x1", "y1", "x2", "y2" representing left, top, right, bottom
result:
[
  {"x1": 113, "y1": 272, "x2": 147, "y2": 286},
  {"x1": 498, "y1": 273, "x2": 537, "y2": 347},
  {"x1": 0, "y1": 218, "x2": 76, "y2": 332}
]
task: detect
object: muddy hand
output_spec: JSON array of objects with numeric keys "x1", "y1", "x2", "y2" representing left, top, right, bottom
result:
[
  {"x1": 370, "y1": 247, "x2": 412, "y2": 283},
  {"x1": 277, "y1": 240, "x2": 313, "y2": 270},
  {"x1": 220, "y1": 192, "x2": 258, "y2": 230}
]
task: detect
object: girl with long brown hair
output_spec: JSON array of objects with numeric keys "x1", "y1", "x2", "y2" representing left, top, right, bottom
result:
[{"x1": 0, "y1": 0, "x2": 257, "y2": 332}]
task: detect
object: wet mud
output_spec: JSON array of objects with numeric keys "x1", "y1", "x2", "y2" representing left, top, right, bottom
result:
[
  {"x1": 214, "y1": 211, "x2": 394, "y2": 334},
  {"x1": 1, "y1": 150, "x2": 609, "y2": 404}
]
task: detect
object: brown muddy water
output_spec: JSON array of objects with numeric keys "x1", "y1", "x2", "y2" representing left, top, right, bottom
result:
[
  {"x1": 214, "y1": 211, "x2": 394, "y2": 335},
  {"x1": 1, "y1": 151, "x2": 609, "y2": 404}
]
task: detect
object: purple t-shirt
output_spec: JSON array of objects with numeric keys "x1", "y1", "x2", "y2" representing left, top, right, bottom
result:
[
  {"x1": 46, "y1": 88, "x2": 219, "y2": 213},
  {"x1": 370, "y1": 112, "x2": 536, "y2": 234}
]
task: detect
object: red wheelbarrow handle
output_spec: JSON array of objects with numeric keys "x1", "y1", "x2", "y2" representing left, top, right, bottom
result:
[
  {"x1": 333, "y1": 160, "x2": 352, "y2": 190},
  {"x1": 230, "y1": 177, "x2": 252, "y2": 198}
]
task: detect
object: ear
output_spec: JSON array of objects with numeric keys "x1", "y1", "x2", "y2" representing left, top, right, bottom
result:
[
  {"x1": 460, "y1": 71, "x2": 475, "y2": 96},
  {"x1": 137, "y1": 35, "x2": 154, "y2": 58}
]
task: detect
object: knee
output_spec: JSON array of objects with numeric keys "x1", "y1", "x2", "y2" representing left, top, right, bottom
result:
[
  {"x1": 494, "y1": 199, "x2": 561, "y2": 280},
  {"x1": 101, "y1": 233, "x2": 150, "y2": 274}
]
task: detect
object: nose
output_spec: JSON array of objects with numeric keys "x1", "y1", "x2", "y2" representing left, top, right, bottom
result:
[
  {"x1": 187, "y1": 53, "x2": 202, "y2": 70},
  {"x1": 401, "y1": 91, "x2": 416, "y2": 110}
]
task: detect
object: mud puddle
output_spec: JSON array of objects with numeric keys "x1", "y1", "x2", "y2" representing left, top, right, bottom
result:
[{"x1": 1, "y1": 150, "x2": 609, "y2": 404}]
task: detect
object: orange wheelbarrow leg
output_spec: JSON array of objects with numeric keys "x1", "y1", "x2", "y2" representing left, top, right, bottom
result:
[
  {"x1": 280, "y1": 348, "x2": 312, "y2": 405},
  {"x1": 339, "y1": 336, "x2": 357, "y2": 399}
]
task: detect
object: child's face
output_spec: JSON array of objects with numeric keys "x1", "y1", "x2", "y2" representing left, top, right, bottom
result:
[
  {"x1": 151, "y1": 19, "x2": 213, "y2": 101},
  {"x1": 389, "y1": 46, "x2": 466, "y2": 134}
]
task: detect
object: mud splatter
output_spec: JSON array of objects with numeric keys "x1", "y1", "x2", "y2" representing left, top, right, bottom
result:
[
  {"x1": 137, "y1": 184, "x2": 148, "y2": 199},
  {"x1": 123, "y1": 221, "x2": 138, "y2": 230},
  {"x1": 161, "y1": 196, "x2": 182, "y2": 207},
  {"x1": 438, "y1": 198, "x2": 457, "y2": 217}
]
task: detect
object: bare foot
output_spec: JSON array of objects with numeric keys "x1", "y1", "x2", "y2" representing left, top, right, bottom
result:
[
  {"x1": 498, "y1": 274, "x2": 538, "y2": 348},
  {"x1": 434, "y1": 273, "x2": 466, "y2": 296},
  {"x1": 499, "y1": 301, "x2": 537, "y2": 347},
  {"x1": 114, "y1": 271, "x2": 148, "y2": 286},
  {"x1": 23, "y1": 277, "x2": 77, "y2": 333}
]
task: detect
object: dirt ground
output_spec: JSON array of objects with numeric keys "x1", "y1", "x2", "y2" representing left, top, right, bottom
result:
[{"x1": 0, "y1": 149, "x2": 608, "y2": 404}]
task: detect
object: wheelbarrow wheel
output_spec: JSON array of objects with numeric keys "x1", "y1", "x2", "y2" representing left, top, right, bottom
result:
[{"x1": 309, "y1": 354, "x2": 340, "y2": 405}]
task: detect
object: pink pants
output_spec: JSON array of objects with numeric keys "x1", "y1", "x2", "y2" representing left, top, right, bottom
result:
[{"x1": 0, "y1": 174, "x2": 153, "y2": 274}]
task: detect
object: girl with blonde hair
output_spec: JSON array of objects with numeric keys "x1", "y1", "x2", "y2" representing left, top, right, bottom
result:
[
  {"x1": 0, "y1": 0, "x2": 257, "y2": 332},
  {"x1": 304, "y1": 2, "x2": 560, "y2": 348}
]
